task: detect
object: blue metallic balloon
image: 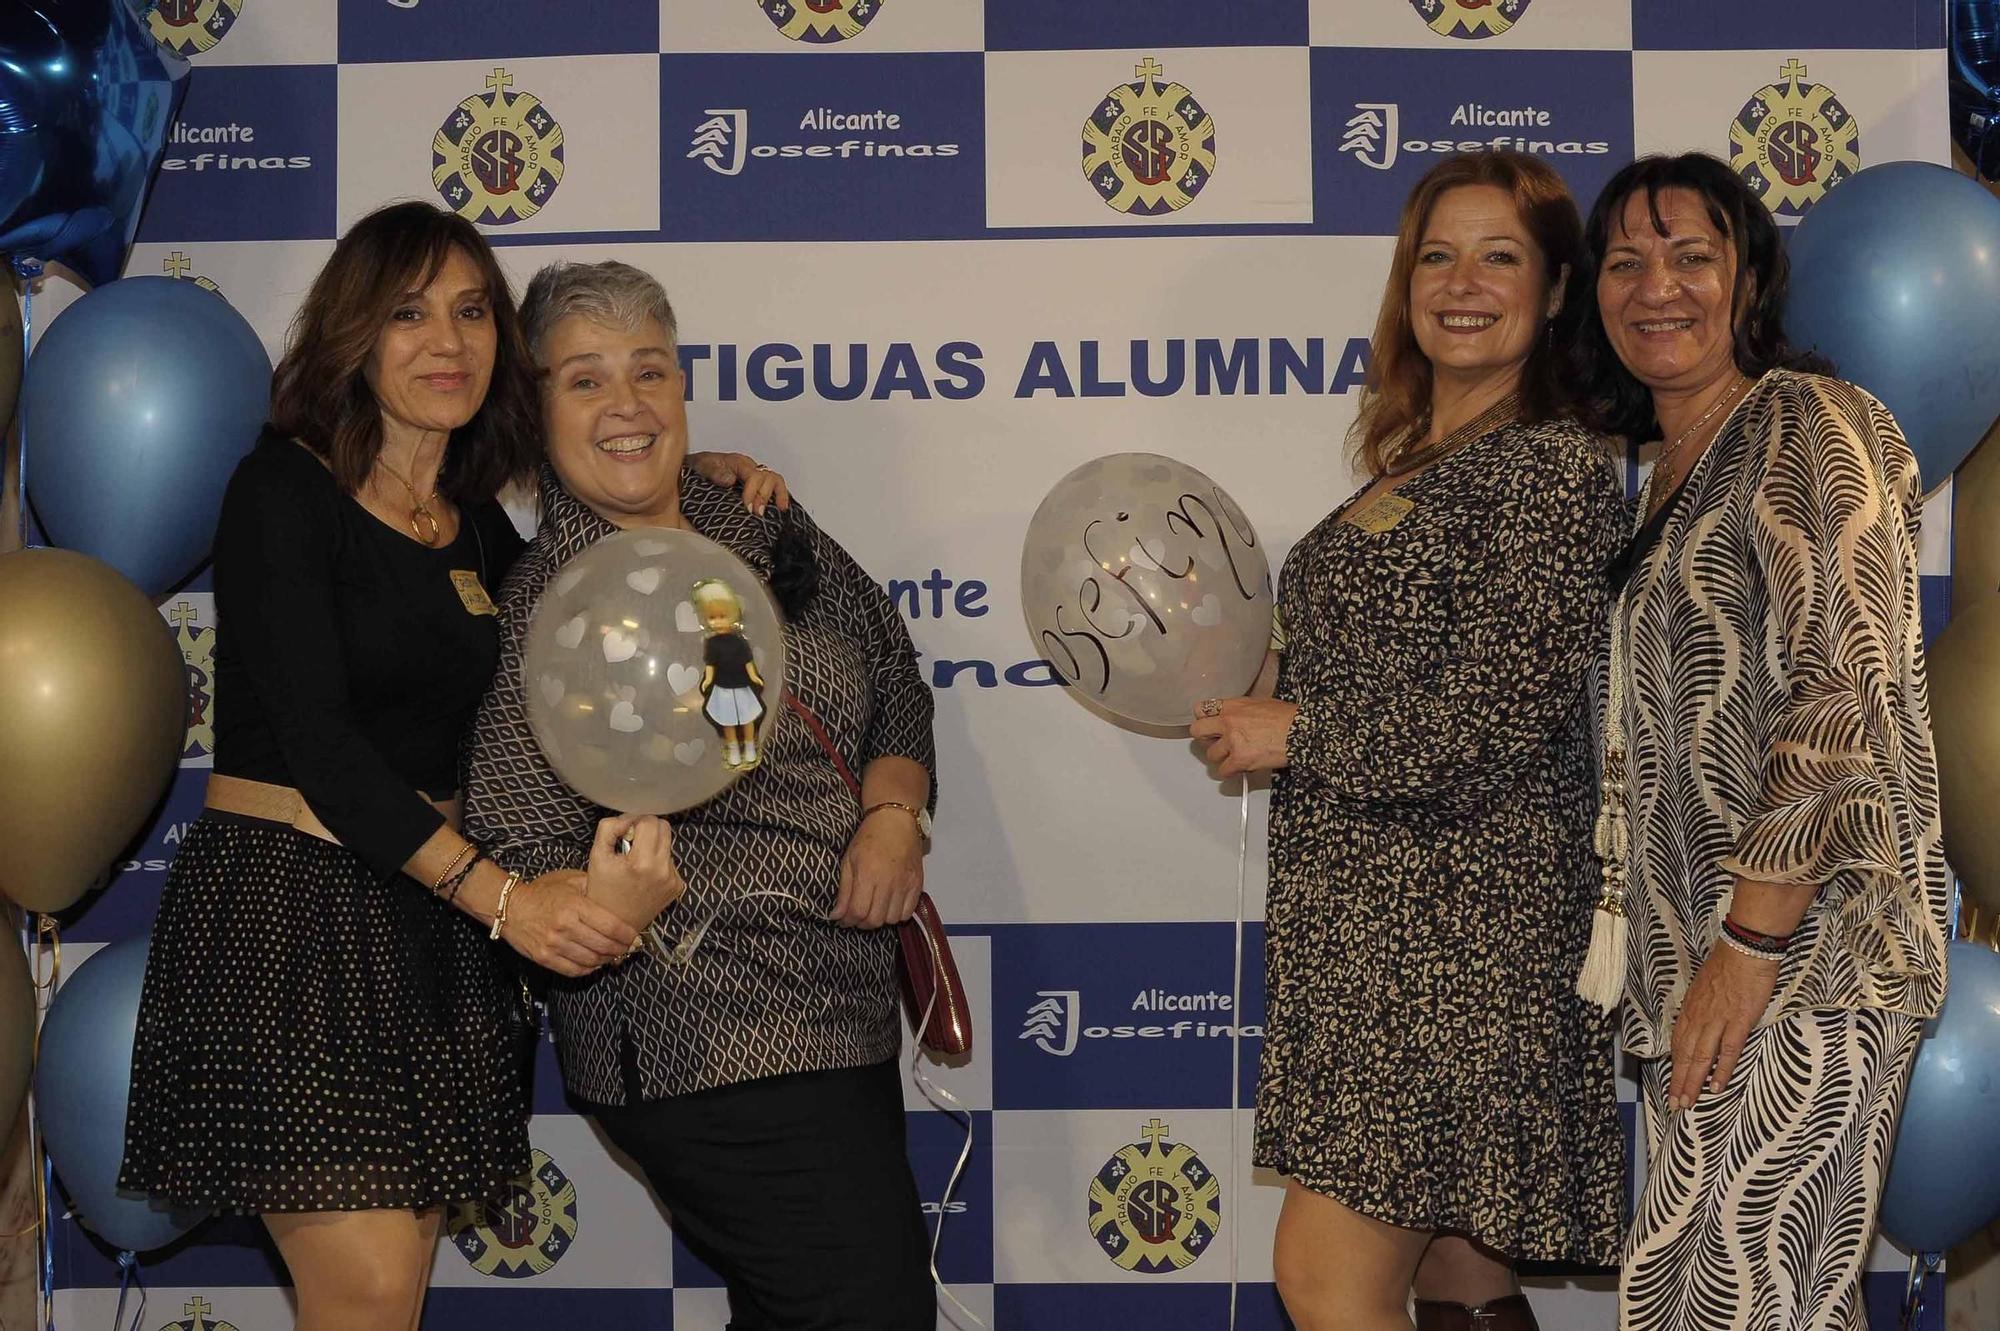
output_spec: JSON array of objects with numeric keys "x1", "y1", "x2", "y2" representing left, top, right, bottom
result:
[
  {"x1": 0, "y1": 1, "x2": 190, "y2": 287},
  {"x1": 1785, "y1": 161, "x2": 2000, "y2": 491},
  {"x1": 22, "y1": 275, "x2": 271, "y2": 595},
  {"x1": 36, "y1": 935, "x2": 203, "y2": 1253},
  {"x1": 1880, "y1": 942, "x2": 2000, "y2": 1253}
]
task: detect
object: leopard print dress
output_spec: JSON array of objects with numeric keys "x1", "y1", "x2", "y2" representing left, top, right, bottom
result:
[{"x1": 1255, "y1": 415, "x2": 1626, "y2": 1263}]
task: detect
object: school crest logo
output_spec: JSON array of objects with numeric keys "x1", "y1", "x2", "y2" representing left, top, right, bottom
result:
[
  {"x1": 448, "y1": 1149, "x2": 579, "y2": 1278},
  {"x1": 1082, "y1": 58, "x2": 1216, "y2": 216},
  {"x1": 147, "y1": 0, "x2": 243, "y2": 56},
  {"x1": 1087, "y1": 1118, "x2": 1221, "y2": 1272},
  {"x1": 162, "y1": 251, "x2": 221, "y2": 295},
  {"x1": 166, "y1": 598, "x2": 217, "y2": 766},
  {"x1": 432, "y1": 68, "x2": 566, "y2": 226},
  {"x1": 158, "y1": 1296, "x2": 240, "y2": 1331},
  {"x1": 758, "y1": 0, "x2": 882, "y2": 43},
  {"x1": 1410, "y1": 0, "x2": 1531, "y2": 40},
  {"x1": 1729, "y1": 59, "x2": 1860, "y2": 217}
]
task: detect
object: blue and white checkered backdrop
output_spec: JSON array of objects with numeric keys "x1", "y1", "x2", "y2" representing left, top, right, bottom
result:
[{"x1": 38, "y1": 2, "x2": 1956, "y2": 1328}]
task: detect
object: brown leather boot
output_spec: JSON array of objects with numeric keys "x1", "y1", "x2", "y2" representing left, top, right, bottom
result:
[{"x1": 1413, "y1": 1294, "x2": 1540, "y2": 1331}]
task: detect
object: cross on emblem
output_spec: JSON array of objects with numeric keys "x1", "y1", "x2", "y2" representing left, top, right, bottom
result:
[
  {"x1": 486, "y1": 67, "x2": 514, "y2": 98},
  {"x1": 1779, "y1": 58, "x2": 1809, "y2": 86},
  {"x1": 1134, "y1": 57, "x2": 1165, "y2": 84},
  {"x1": 168, "y1": 601, "x2": 201, "y2": 631},
  {"x1": 185, "y1": 1299, "x2": 213, "y2": 1319},
  {"x1": 1139, "y1": 1117, "x2": 1171, "y2": 1147},
  {"x1": 163, "y1": 251, "x2": 193, "y2": 279}
]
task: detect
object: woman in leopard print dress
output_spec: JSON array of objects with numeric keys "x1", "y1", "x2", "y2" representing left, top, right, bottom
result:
[{"x1": 1193, "y1": 152, "x2": 1624, "y2": 1331}]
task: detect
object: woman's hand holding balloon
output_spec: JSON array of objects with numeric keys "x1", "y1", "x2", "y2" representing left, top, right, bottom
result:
[
  {"x1": 1190, "y1": 696, "x2": 1297, "y2": 777},
  {"x1": 500, "y1": 858, "x2": 643, "y2": 977},
  {"x1": 585, "y1": 814, "x2": 686, "y2": 935}
]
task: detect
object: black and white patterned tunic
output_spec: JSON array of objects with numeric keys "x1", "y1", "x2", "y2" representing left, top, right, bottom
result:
[
  {"x1": 1256, "y1": 417, "x2": 1627, "y2": 1263},
  {"x1": 1615, "y1": 371, "x2": 1948, "y2": 1327},
  {"x1": 461, "y1": 468, "x2": 936, "y2": 1105},
  {"x1": 1617, "y1": 370, "x2": 1948, "y2": 1060}
]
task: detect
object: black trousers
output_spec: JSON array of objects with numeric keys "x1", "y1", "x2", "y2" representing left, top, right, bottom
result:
[{"x1": 590, "y1": 1054, "x2": 934, "y2": 1331}]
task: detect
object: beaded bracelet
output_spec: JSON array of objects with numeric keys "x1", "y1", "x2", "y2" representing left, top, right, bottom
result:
[
  {"x1": 430, "y1": 843, "x2": 474, "y2": 894},
  {"x1": 440, "y1": 852, "x2": 482, "y2": 904},
  {"x1": 1719, "y1": 930, "x2": 1784, "y2": 963},
  {"x1": 1721, "y1": 915, "x2": 1791, "y2": 955}
]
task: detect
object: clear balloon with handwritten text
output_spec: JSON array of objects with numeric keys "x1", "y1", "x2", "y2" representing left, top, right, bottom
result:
[
  {"x1": 1020, "y1": 453, "x2": 1274, "y2": 728},
  {"x1": 523, "y1": 529, "x2": 787, "y2": 814}
]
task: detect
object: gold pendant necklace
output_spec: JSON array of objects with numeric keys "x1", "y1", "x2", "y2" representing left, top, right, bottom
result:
[{"x1": 375, "y1": 454, "x2": 442, "y2": 546}]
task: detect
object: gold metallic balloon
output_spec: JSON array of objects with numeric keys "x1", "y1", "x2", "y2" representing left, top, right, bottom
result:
[
  {"x1": 1952, "y1": 417, "x2": 2000, "y2": 615},
  {"x1": 0, "y1": 549, "x2": 184, "y2": 913},
  {"x1": 1929, "y1": 595, "x2": 2000, "y2": 920}
]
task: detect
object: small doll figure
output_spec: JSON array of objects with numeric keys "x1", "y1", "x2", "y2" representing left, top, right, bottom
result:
[{"x1": 693, "y1": 578, "x2": 766, "y2": 771}]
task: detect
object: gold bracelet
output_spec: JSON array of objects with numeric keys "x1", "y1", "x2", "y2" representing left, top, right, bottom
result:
[
  {"x1": 431, "y1": 843, "x2": 475, "y2": 895},
  {"x1": 489, "y1": 872, "x2": 521, "y2": 941}
]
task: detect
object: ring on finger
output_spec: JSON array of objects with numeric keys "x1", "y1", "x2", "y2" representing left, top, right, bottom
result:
[{"x1": 1198, "y1": 698, "x2": 1222, "y2": 719}]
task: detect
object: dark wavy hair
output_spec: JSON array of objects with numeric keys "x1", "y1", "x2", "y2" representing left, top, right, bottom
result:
[
  {"x1": 1351, "y1": 151, "x2": 1588, "y2": 476},
  {"x1": 269, "y1": 201, "x2": 541, "y2": 502},
  {"x1": 1566, "y1": 152, "x2": 1832, "y2": 440}
]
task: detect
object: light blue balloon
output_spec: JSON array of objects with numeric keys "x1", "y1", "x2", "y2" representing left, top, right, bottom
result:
[
  {"x1": 1785, "y1": 160, "x2": 2000, "y2": 491},
  {"x1": 36, "y1": 935, "x2": 203, "y2": 1253},
  {"x1": 1880, "y1": 941, "x2": 2000, "y2": 1252},
  {"x1": 22, "y1": 275, "x2": 271, "y2": 596}
]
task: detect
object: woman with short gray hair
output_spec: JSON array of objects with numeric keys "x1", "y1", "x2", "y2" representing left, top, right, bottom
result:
[{"x1": 463, "y1": 259, "x2": 939, "y2": 1330}]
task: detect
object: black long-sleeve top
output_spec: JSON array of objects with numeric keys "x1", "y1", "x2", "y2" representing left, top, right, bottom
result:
[{"x1": 210, "y1": 431, "x2": 525, "y2": 880}]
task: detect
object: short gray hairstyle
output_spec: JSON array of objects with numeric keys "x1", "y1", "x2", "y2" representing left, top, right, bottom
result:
[{"x1": 519, "y1": 259, "x2": 679, "y2": 364}]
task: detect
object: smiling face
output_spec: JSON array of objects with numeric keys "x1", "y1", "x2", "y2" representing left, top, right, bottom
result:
[
  {"x1": 1596, "y1": 186, "x2": 1743, "y2": 397},
  {"x1": 363, "y1": 245, "x2": 496, "y2": 440},
  {"x1": 540, "y1": 314, "x2": 690, "y2": 529},
  {"x1": 1407, "y1": 183, "x2": 1562, "y2": 391}
]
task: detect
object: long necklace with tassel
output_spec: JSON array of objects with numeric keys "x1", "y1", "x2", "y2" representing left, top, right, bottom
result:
[
  {"x1": 1576, "y1": 466, "x2": 1656, "y2": 1013},
  {"x1": 1577, "y1": 598, "x2": 1631, "y2": 1013}
]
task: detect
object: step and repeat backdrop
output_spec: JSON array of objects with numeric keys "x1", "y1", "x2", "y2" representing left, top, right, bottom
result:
[{"x1": 42, "y1": 2, "x2": 1953, "y2": 1328}]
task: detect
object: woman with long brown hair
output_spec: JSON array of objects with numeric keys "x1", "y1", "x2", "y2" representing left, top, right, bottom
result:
[
  {"x1": 1191, "y1": 153, "x2": 1626, "y2": 1329},
  {"x1": 116, "y1": 202, "x2": 779, "y2": 1329}
]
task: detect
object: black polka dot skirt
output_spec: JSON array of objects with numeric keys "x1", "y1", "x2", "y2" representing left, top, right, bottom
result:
[{"x1": 118, "y1": 814, "x2": 531, "y2": 1214}]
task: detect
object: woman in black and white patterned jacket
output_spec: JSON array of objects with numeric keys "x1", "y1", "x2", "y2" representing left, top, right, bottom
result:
[
  {"x1": 1571, "y1": 152, "x2": 1949, "y2": 1331},
  {"x1": 461, "y1": 259, "x2": 938, "y2": 1331}
]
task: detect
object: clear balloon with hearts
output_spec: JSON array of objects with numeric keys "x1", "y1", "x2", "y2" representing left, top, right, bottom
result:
[
  {"x1": 522, "y1": 528, "x2": 788, "y2": 814},
  {"x1": 1019, "y1": 452, "x2": 1274, "y2": 728}
]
